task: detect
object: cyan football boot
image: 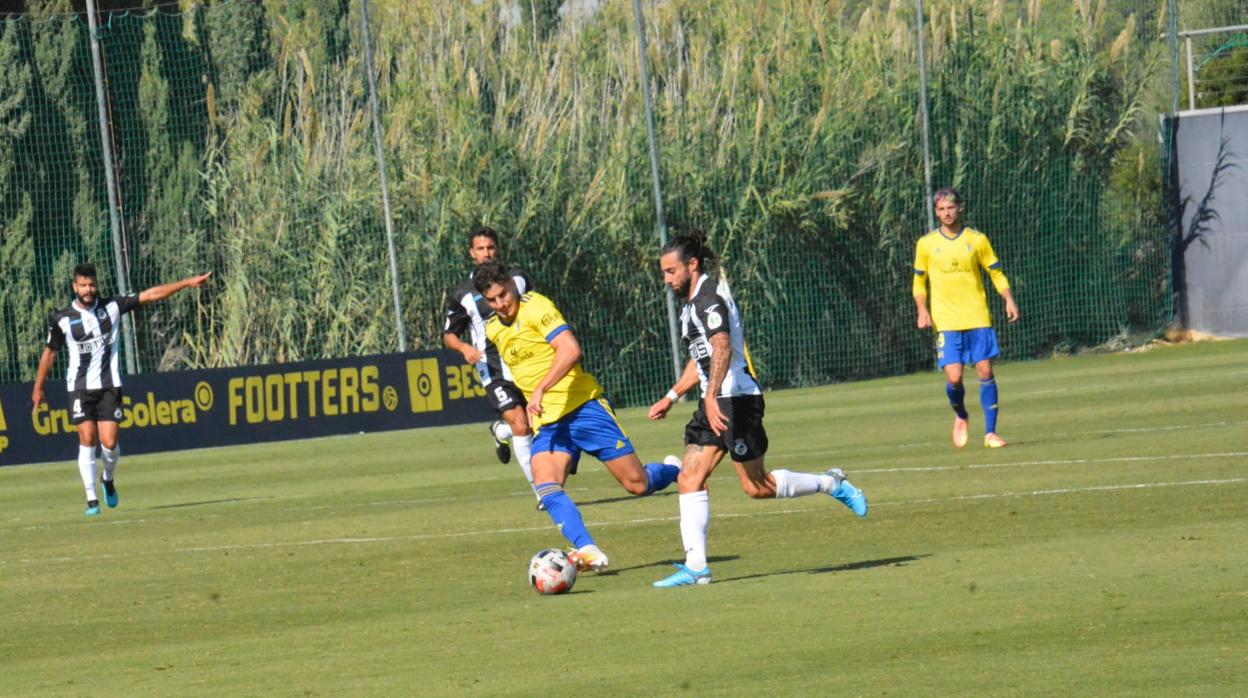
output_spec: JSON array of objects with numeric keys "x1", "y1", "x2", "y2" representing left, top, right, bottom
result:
[
  {"x1": 653, "y1": 564, "x2": 712, "y2": 588},
  {"x1": 102, "y1": 479, "x2": 119, "y2": 508},
  {"x1": 827, "y1": 468, "x2": 868, "y2": 517}
]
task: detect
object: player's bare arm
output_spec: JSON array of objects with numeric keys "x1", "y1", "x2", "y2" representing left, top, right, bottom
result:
[
  {"x1": 914, "y1": 293, "x2": 932, "y2": 329},
  {"x1": 31, "y1": 346, "x2": 58, "y2": 408},
  {"x1": 1000, "y1": 288, "x2": 1020, "y2": 323},
  {"x1": 443, "y1": 331, "x2": 483, "y2": 364},
  {"x1": 648, "y1": 359, "x2": 700, "y2": 420},
  {"x1": 138, "y1": 271, "x2": 213, "y2": 304},
  {"x1": 528, "y1": 330, "x2": 581, "y2": 418},
  {"x1": 704, "y1": 333, "x2": 732, "y2": 435}
]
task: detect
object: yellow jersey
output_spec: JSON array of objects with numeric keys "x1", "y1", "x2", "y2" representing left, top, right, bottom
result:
[
  {"x1": 912, "y1": 227, "x2": 1010, "y2": 331},
  {"x1": 484, "y1": 292, "x2": 604, "y2": 429}
]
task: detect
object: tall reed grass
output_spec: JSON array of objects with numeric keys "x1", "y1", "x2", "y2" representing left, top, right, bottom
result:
[{"x1": 0, "y1": 0, "x2": 1178, "y2": 403}]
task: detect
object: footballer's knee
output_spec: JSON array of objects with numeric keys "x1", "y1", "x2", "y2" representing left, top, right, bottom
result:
[
  {"x1": 677, "y1": 470, "x2": 709, "y2": 492},
  {"x1": 974, "y1": 359, "x2": 994, "y2": 381},
  {"x1": 76, "y1": 428, "x2": 98, "y2": 448},
  {"x1": 502, "y1": 408, "x2": 528, "y2": 435},
  {"x1": 740, "y1": 480, "x2": 773, "y2": 499},
  {"x1": 621, "y1": 477, "x2": 649, "y2": 496}
]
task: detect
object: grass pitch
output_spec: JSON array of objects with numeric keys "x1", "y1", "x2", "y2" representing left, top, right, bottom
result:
[{"x1": 2, "y1": 340, "x2": 1246, "y2": 697}]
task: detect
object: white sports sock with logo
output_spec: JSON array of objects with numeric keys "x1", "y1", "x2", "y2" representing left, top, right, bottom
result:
[
  {"x1": 101, "y1": 445, "x2": 120, "y2": 480},
  {"x1": 512, "y1": 434, "x2": 534, "y2": 488},
  {"x1": 493, "y1": 421, "x2": 513, "y2": 442},
  {"x1": 77, "y1": 445, "x2": 98, "y2": 501},
  {"x1": 680, "y1": 490, "x2": 710, "y2": 571},
  {"x1": 771, "y1": 469, "x2": 832, "y2": 498}
]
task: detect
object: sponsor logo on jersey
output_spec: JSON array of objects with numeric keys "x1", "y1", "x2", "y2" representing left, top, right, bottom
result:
[
  {"x1": 77, "y1": 336, "x2": 109, "y2": 353},
  {"x1": 688, "y1": 337, "x2": 711, "y2": 360}
]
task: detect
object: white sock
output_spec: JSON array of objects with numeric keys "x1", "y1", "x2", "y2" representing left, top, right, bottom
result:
[
  {"x1": 493, "y1": 421, "x2": 513, "y2": 442},
  {"x1": 101, "y1": 445, "x2": 120, "y2": 481},
  {"x1": 679, "y1": 490, "x2": 710, "y2": 571},
  {"x1": 512, "y1": 434, "x2": 535, "y2": 489},
  {"x1": 771, "y1": 469, "x2": 831, "y2": 498},
  {"x1": 77, "y1": 445, "x2": 98, "y2": 501}
]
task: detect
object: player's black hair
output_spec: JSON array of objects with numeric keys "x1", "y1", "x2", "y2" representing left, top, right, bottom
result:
[
  {"x1": 468, "y1": 225, "x2": 500, "y2": 247},
  {"x1": 73, "y1": 263, "x2": 98, "y2": 279},
  {"x1": 472, "y1": 260, "x2": 512, "y2": 294},
  {"x1": 933, "y1": 187, "x2": 963, "y2": 206},
  {"x1": 661, "y1": 228, "x2": 718, "y2": 274}
]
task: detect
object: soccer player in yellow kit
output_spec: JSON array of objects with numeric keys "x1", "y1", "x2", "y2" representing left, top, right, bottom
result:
[
  {"x1": 474, "y1": 262, "x2": 680, "y2": 573},
  {"x1": 913, "y1": 188, "x2": 1020, "y2": 448}
]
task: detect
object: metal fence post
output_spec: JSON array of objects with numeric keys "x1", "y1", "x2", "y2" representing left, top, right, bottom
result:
[
  {"x1": 914, "y1": 0, "x2": 936, "y2": 232},
  {"x1": 1185, "y1": 36, "x2": 1195, "y2": 110},
  {"x1": 359, "y1": 0, "x2": 407, "y2": 352},
  {"x1": 1168, "y1": 0, "x2": 1181, "y2": 114},
  {"x1": 631, "y1": 0, "x2": 682, "y2": 383},
  {"x1": 85, "y1": 0, "x2": 138, "y2": 374}
]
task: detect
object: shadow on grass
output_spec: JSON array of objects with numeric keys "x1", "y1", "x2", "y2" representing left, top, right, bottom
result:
[
  {"x1": 711, "y1": 554, "x2": 931, "y2": 584},
  {"x1": 597, "y1": 555, "x2": 741, "y2": 577},
  {"x1": 148, "y1": 497, "x2": 270, "y2": 510},
  {"x1": 577, "y1": 490, "x2": 679, "y2": 507}
]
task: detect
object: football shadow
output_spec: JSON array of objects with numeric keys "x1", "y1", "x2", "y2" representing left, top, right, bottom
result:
[{"x1": 711, "y1": 554, "x2": 931, "y2": 584}]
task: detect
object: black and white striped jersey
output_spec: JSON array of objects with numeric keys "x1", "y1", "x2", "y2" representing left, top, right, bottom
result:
[
  {"x1": 45, "y1": 294, "x2": 140, "y2": 391},
  {"x1": 443, "y1": 267, "x2": 531, "y2": 386},
  {"x1": 681, "y1": 274, "x2": 761, "y2": 398}
]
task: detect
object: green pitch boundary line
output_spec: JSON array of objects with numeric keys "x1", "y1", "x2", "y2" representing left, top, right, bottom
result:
[{"x1": 6, "y1": 476, "x2": 1246, "y2": 566}]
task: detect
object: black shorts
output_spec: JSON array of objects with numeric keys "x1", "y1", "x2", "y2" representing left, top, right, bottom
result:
[
  {"x1": 684, "y1": 394, "x2": 769, "y2": 461},
  {"x1": 484, "y1": 380, "x2": 526, "y2": 414},
  {"x1": 68, "y1": 388, "x2": 124, "y2": 425}
]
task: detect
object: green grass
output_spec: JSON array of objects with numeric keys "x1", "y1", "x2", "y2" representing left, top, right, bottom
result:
[{"x1": 2, "y1": 340, "x2": 1246, "y2": 697}]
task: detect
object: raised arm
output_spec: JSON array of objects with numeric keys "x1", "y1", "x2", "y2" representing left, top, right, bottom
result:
[{"x1": 139, "y1": 272, "x2": 213, "y2": 304}]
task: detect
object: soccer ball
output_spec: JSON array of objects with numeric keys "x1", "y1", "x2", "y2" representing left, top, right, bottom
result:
[{"x1": 529, "y1": 548, "x2": 578, "y2": 595}]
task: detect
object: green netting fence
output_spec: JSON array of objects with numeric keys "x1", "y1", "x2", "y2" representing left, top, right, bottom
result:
[
  {"x1": 1172, "y1": 0, "x2": 1248, "y2": 109},
  {"x1": 2, "y1": 0, "x2": 1228, "y2": 408}
]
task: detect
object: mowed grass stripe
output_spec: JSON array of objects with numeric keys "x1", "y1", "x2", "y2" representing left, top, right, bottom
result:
[
  {"x1": 1, "y1": 339, "x2": 1246, "y2": 697},
  {"x1": 7, "y1": 473, "x2": 1245, "y2": 567}
]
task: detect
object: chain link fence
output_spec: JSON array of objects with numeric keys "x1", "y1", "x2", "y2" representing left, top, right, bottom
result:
[
  {"x1": 2, "y1": 0, "x2": 1234, "y2": 406},
  {"x1": 1171, "y1": 0, "x2": 1248, "y2": 109}
]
